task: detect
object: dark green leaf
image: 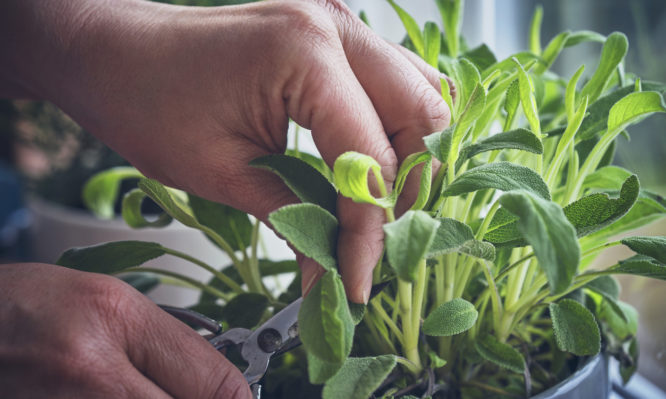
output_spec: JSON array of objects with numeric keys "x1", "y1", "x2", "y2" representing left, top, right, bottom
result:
[
  {"x1": 285, "y1": 149, "x2": 334, "y2": 183},
  {"x1": 322, "y1": 355, "x2": 397, "y2": 399},
  {"x1": 427, "y1": 218, "x2": 495, "y2": 261},
  {"x1": 585, "y1": 276, "x2": 620, "y2": 300},
  {"x1": 83, "y1": 167, "x2": 143, "y2": 219},
  {"x1": 423, "y1": 298, "x2": 478, "y2": 337},
  {"x1": 550, "y1": 299, "x2": 601, "y2": 356},
  {"x1": 444, "y1": 162, "x2": 550, "y2": 200},
  {"x1": 577, "y1": 85, "x2": 633, "y2": 141},
  {"x1": 299, "y1": 271, "x2": 354, "y2": 363},
  {"x1": 620, "y1": 337, "x2": 639, "y2": 384},
  {"x1": 307, "y1": 351, "x2": 343, "y2": 384},
  {"x1": 119, "y1": 272, "x2": 160, "y2": 294},
  {"x1": 456, "y1": 128, "x2": 543, "y2": 169},
  {"x1": 607, "y1": 255, "x2": 666, "y2": 280},
  {"x1": 188, "y1": 194, "x2": 252, "y2": 252},
  {"x1": 269, "y1": 204, "x2": 338, "y2": 271},
  {"x1": 475, "y1": 334, "x2": 526, "y2": 373},
  {"x1": 384, "y1": 211, "x2": 440, "y2": 282},
  {"x1": 621, "y1": 236, "x2": 666, "y2": 264},
  {"x1": 250, "y1": 154, "x2": 337, "y2": 215},
  {"x1": 56, "y1": 241, "x2": 166, "y2": 273},
  {"x1": 463, "y1": 44, "x2": 497, "y2": 71},
  {"x1": 222, "y1": 293, "x2": 269, "y2": 329},
  {"x1": 500, "y1": 191, "x2": 579, "y2": 294}
]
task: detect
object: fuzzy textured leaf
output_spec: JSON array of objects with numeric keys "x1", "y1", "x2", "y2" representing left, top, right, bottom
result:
[
  {"x1": 444, "y1": 162, "x2": 550, "y2": 200},
  {"x1": 384, "y1": 211, "x2": 440, "y2": 282},
  {"x1": 269, "y1": 204, "x2": 338, "y2": 271},
  {"x1": 189, "y1": 194, "x2": 253, "y2": 252},
  {"x1": 423, "y1": 298, "x2": 478, "y2": 337},
  {"x1": 299, "y1": 271, "x2": 354, "y2": 363},
  {"x1": 475, "y1": 334, "x2": 526, "y2": 373},
  {"x1": 427, "y1": 218, "x2": 495, "y2": 261},
  {"x1": 307, "y1": 352, "x2": 343, "y2": 385},
  {"x1": 607, "y1": 255, "x2": 666, "y2": 280},
  {"x1": 423, "y1": 126, "x2": 453, "y2": 163},
  {"x1": 550, "y1": 299, "x2": 601, "y2": 356},
  {"x1": 621, "y1": 236, "x2": 666, "y2": 264},
  {"x1": 222, "y1": 293, "x2": 268, "y2": 328},
  {"x1": 322, "y1": 355, "x2": 397, "y2": 399},
  {"x1": 500, "y1": 191, "x2": 579, "y2": 294},
  {"x1": 456, "y1": 128, "x2": 543, "y2": 169},
  {"x1": 57, "y1": 241, "x2": 165, "y2": 273}
]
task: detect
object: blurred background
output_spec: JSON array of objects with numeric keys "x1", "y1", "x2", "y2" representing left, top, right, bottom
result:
[{"x1": 1, "y1": 0, "x2": 664, "y2": 392}]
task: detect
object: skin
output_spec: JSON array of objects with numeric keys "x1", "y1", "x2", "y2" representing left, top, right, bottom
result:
[{"x1": 1, "y1": 0, "x2": 451, "y2": 397}]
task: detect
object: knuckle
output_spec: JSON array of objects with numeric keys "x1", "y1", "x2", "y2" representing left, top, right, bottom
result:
[
  {"x1": 413, "y1": 84, "x2": 451, "y2": 132},
  {"x1": 278, "y1": 1, "x2": 337, "y2": 45}
]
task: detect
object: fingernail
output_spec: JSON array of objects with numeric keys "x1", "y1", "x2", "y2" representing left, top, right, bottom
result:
[{"x1": 362, "y1": 288, "x2": 370, "y2": 304}]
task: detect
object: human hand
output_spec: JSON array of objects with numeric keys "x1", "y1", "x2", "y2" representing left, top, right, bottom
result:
[
  {"x1": 0, "y1": 263, "x2": 251, "y2": 398},
  {"x1": 1, "y1": 0, "x2": 451, "y2": 303}
]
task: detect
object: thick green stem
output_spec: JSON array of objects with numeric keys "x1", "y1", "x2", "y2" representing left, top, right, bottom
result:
[{"x1": 398, "y1": 278, "x2": 422, "y2": 372}]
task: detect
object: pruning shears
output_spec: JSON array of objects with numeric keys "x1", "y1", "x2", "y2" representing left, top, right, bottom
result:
[{"x1": 160, "y1": 282, "x2": 387, "y2": 399}]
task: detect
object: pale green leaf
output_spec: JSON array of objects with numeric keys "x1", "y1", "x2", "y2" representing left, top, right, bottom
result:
[
  {"x1": 583, "y1": 165, "x2": 633, "y2": 190},
  {"x1": 475, "y1": 334, "x2": 526, "y2": 373},
  {"x1": 83, "y1": 167, "x2": 143, "y2": 219},
  {"x1": 607, "y1": 91, "x2": 666, "y2": 132},
  {"x1": 599, "y1": 299, "x2": 638, "y2": 341},
  {"x1": 535, "y1": 31, "x2": 570, "y2": 74},
  {"x1": 387, "y1": 0, "x2": 424, "y2": 57},
  {"x1": 580, "y1": 32, "x2": 628, "y2": 103},
  {"x1": 299, "y1": 271, "x2": 354, "y2": 363},
  {"x1": 269, "y1": 204, "x2": 338, "y2": 271},
  {"x1": 121, "y1": 189, "x2": 173, "y2": 228},
  {"x1": 528, "y1": 5, "x2": 543, "y2": 55},
  {"x1": 250, "y1": 154, "x2": 337, "y2": 215},
  {"x1": 444, "y1": 162, "x2": 550, "y2": 200},
  {"x1": 513, "y1": 57, "x2": 541, "y2": 134},
  {"x1": 423, "y1": 21, "x2": 441, "y2": 68},
  {"x1": 322, "y1": 355, "x2": 396, "y2": 399},
  {"x1": 550, "y1": 299, "x2": 601, "y2": 356},
  {"x1": 56, "y1": 241, "x2": 165, "y2": 273},
  {"x1": 334, "y1": 152, "x2": 394, "y2": 208},
  {"x1": 423, "y1": 298, "x2": 478, "y2": 337},
  {"x1": 500, "y1": 190, "x2": 579, "y2": 294},
  {"x1": 384, "y1": 211, "x2": 440, "y2": 282},
  {"x1": 503, "y1": 79, "x2": 520, "y2": 128},
  {"x1": 435, "y1": 0, "x2": 463, "y2": 57},
  {"x1": 453, "y1": 82, "x2": 486, "y2": 144},
  {"x1": 564, "y1": 30, "x2": 606, "y2": 47},
  {"x1": 577, "y1": 85, "x2": 634, "y2": 141},
  {"x1": 138, "y1": 179, "x2": 199, "y2": 227},
  {"x1": 427, "y1": 218, "x2": 495, "y2": 261}
]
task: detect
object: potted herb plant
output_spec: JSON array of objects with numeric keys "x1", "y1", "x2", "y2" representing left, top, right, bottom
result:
[{"x1": 55, "y1": 1, "x2": 666, "y2": 397}]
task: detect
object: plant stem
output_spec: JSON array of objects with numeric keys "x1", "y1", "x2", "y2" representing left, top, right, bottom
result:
[
  {"x1": 162, "y1": 247, "x2": 244, "y2": 294},
  {"x1": 398, "y1": 278, "x2": 422, "y2": 372},
  {"x1": 120, "y1": 267, "x2": 231, "y2": 301},
  {"x1": 371, "y1": 299, "x2": 405, "y2": 344}
]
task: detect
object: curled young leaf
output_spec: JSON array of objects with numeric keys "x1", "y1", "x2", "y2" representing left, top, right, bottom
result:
[
  {"x1": 550, "y1": 299, "x2": 601, "y2": 356},
  {"x1": 422, "y1": 298, "x2": 478, "y2": 337},
  {"x1": 333, "y1": 152, "x2": 394, "y2": 209},
  {"x1": 122, "y1": 188, "x2": 173, "y2": 228},
  {"x1": 83, "y1": 166, "x2": 143, "y2": 219}
]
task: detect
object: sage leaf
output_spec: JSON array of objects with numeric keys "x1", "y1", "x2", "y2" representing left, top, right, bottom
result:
[
  {"x1": 513, "y1": 58, "x2": 541, "y2": 134},
  {"x1": 444, "y1": 162, "x2": 550, "y2": 200},
  {"x1": 500, "y1": 190, "x2": 579, "y2": 294},
  {"x1": 348, "y1": 302, "x2": 366, "y2": 325},
  {"x1": 423, "y1": 21, "x2": 441, "y2": 68},
  {"x1": 427, "y1": 218, "x2": 495, "y2": 261},
  {"x1": 299, "y1": 271, "x2": 354, "y2": 364},
  {"x1": 563, "y1": 175, "x2": 639, "y2": 237},
  {"x1": 189, "y1": 194, "x2": 252, "y2": 252},
  {"x1": 422, "y1": 298, "x2": 478, "y2": 337},
  {"x1": 82, "y1": 167, "x2": 143, "y2": 219},
  {"x1": 138, "y1": 178, "x2": 199, "y2": 227},
  {"x1": 394, "y1": 151, "x2": 432, "y2": 206},
  {"x1": 620, "y1": 337, "x2": 639, "y2": 384},
  {"x1": 269, "y1": 204, "x2": 338, "y2": 271},
  {"x1": 333, "y1": 152, "x2": 394, "y2": 208},
  {"x1": 599, "y1": 299, "x2": 638, "y2": 341},
  {"x1": 384, "y1": 211, "x2": 440, "y2": 282},
  {"x1": 607, "y1": 91, "x2": 666, "y2": 133},
  {"x1": 481, "y1": 51, "x2": 540, "y2": 80},
  {"x1": 322, "y1": 355, "x2": 397, "y2": 399},
  {"x1": 436, "y1": 0, "x2": 463, "y2": 57},
  {"x1": 222, "y1": 293, "x2": 268, "y2": 329},
  {"x1": 56, "y1": 241, "x2": 165, "y2": 273},
  {"x1": 475, "y1": 334, "x2": 526, "y2": 373},
  {"x1": 250, "y1": 154, "x2": 337, "y2": 215},
  {"x1": 122, "y1": 189, "x2": 172, "y2": 228},
  {"x1": 621, "y1": 236, "x2": 666, "y2": 264},
  {"x1": 456, "y1": 128, "x2": 543, "y2": 169},
  {"x1": 564, "y1": 30, "x2": 606, "y2": 47},
  {"x1": 423, "y1": 126, "x2": 453, "y2": 163},
  {"x1": 534, "y1": 31, "x2": 570, "y2": 74},
  {"x1": 529, "y1": 5, "x2": 543, "y2": 55},
  {"x1": 387, "y1": 0, "x2": 423, "y2": 57},
  {"x1": 307, "y1": 351, "x2": 343, "y2": 384},
  {"x1": 607, "y1": 255, "x2": 666, "y2": 280},
  {"x1": 120, "y1": 272, "x2": 159, "y2": 294},
  {"x1": 463, "y1": 44, "x2": 497, "y2": 71},
  {"x1": 585, "y1": 276, "x2": 620, "y2": 300},
  {"x1": 454, "y1": 82, "x2": 486, "y2": 144},
  {"x1": 580, "y1": 32, "x2": 628, "y2": 103},
  {"x1": 285, "y1": 149, "x2": 334, "y2": 183},
  {"x1": 550, "y1": 299, "x2": 601, "y2": 356},
  {"x1": 583, "y1": 165, "x2": 633, "y2": 190},
  {"x1": 577, "y1": 85, "x2": 633, "y2": 141}
]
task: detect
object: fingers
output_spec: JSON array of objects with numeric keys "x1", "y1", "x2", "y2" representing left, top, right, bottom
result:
[{"x1": 121, "y1": 294, "x2": 252, "y2": 399}]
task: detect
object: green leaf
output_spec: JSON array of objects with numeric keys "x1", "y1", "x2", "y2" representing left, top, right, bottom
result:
[
  {"x1": 394, "y1": 151, "x2": 432, "y2": 209},
  {"x1": 607, "y1": 91, "x2": 666, "y2": 132},
  {"x1": 299, "y1": 271, "x2": 354, "y2": 364},
  {"x1": 444, "y1": 162, "x2": 550, "y2": 200},
  {"x1": 550, "y1": 299, "x2": 601, "y2": 356},
  {"x1": 307, "y1": 351, "x2": 343, "y2": 385},
  {"x1": 528, "y1": 5, "x2": 543, "y2": 55},
  {"x1": 435, "y1": 0, "x2": 463, "y2": 57},
  {"x1": 423, "y1": 126, "x2": 453, "y2": 163},
  {"x1": 535, "y1": 31, "x2": 570, "y2": 74},
  {"x1": 583, "y1": 165, "x2": 633, "y2": 190},
  {"x1": 250, "y1": 154, "x2": 337, "y2": 215},
  {"x1": 500, "y1": 190, "x2": 579, "y2": 294},
  {"x1": 333, "y1": 152, "x2": 394, "y2": 208},
  {"x1": 384, "y1": 211, "x2": 440, "y2": 282},
  {"x1": 427, "y1": 218, "x2": 495, "y2": 261},
  {"x1": 577, "y1": 85, "x2": 633, "y2": 141},
  {"x1": 456, "y1": 128, "x2": 543, "y2": 169},
  {"x1": 222, "y1": 293, "x2": 268, "y2": 328},
  {"x1": 563, "y1": 175, "x2": 639, "y2": 237},
  {"x1": 453, "y1": 82, "x2": 486, "y2": 143},
  {"x1": 119, "y1": 272, "x2": 160, "y2": 294},
  {"x1": 121, "y1": 189, "x2": 173, "y2": 228},
  {"x1": 83, "y1": 167, "x2": 143, "y2": 219},
  {"x1": 585, "y1": 276, "x2": 620, "y2": 300},
  {"x1": 564, "y1": 30, "x2": 606, "y2": 47},
  {"x1": 463, "y1": 44, "x2": 498, "y2": 71},
  {"x1": 138, "y1": 178, "x2": 199, "y2": 227},
  {"x1": 621, "y1": 236, "x2": 666, "y2": 264},
  {"x1": 428, "y1": 351, "x2": 447, "y2": 369},
  {"x1": 423, "y1": 21, "x2": 441, "y2": 68},
  {"x1": 269, "y1": 204, "x2": 338, "y2": 271},
  {"x1": 285, "y1": 149, "x2": 334, "y2": 184},
  {"x1": 580, "y1": 32, "x2": 628, "y2": 103},
  {"x1": 475, "y1": 334, "x2": 526, "y2": 373},
  {"x1": 56, "y1": 241, "x2": 165, "y2": 273},
  {"x1": 513, "y1": 58, "x2": 541, "y2": 134},
  {"x1": 503, "y1": 79, "x2": 520, "y2": 128},
  {"x1": 422, "y1": 298, "x2": 478, "y2": 337},
  {"x1": 449, "y1": 58, "x2": 482, "y2": 118},
  {"x1": 481, "y1": 52, "x2": 540, "y2": 80},
  {"x1": 387, "y1": 0, "x2": 424, "y2": 57},
  {"x1": 620, "y1": 337, "x2": 639, "y2": 384},
  {"x1": 322, "y1": 355, "x2": 396, "y2": 399},
  {"x1": 607, "y1": 255, "x2": 666, "y2": 280},
  {"x1": 188, "y1": 194, "x2": 252, "y2": 252},
  {"x1": 599, "y1": 299, "x2": 638, "y2": 341},
  {"x1": 348, "y1": 302, "x2": 366, "y2": 325}
]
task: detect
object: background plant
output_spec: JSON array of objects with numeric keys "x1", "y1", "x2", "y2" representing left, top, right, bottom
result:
[{"x1": 56, "y1": 1, "x2": 666, "y2": 398}]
